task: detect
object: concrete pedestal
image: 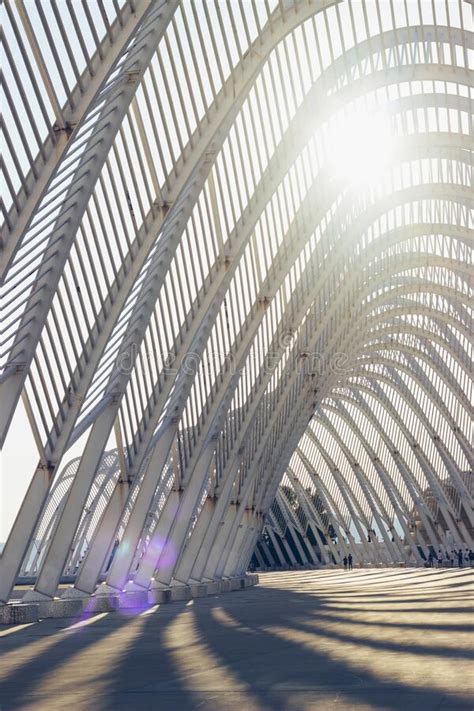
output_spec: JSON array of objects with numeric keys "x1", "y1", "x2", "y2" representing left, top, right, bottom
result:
[{"x1": 1, "y1": 574, "x2": 259, "y2": 624}]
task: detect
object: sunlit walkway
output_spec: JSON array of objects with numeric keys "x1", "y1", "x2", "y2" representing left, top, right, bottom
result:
[{"x1": 0, "y1": 569, "x2": 473, "y2": 710}]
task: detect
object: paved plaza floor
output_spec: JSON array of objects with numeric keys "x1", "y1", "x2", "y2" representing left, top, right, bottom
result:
[{"x1": 0, "y1": 568, "x2": 472, "y2": 710}]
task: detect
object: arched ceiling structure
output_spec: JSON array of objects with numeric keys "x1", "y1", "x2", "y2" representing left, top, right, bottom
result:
[{"x1": 0, "y1": 0, "x2": 472, "y2": 602}]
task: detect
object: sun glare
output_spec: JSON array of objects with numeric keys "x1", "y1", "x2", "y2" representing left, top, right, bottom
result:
[{"x1": 326, "y1": 108, "x2": 394, "y2": 187}]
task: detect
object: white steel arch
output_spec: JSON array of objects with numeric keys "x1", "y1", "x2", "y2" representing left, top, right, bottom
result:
[{"x1": 0, "y1": 0, "x2": 472, "y2": 604}]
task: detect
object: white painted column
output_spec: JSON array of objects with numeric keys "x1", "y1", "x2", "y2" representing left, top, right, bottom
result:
[
  {"x1": 236, "y1": 526, "x2": 262, "y2": 575},
  {"x1": 186, "y1": 460, "x2": 242, "y2": 580},
  {"x1": 67, "y1": 480, "x2": 130, "y2": 596},
  {"x1": 266, "y1": 527, "x2": 285, "y2": 566},
  {"x1": 104, "y1": 427, "x2": 177, "y2": 592},
  {"x1": 172, "y1": 498, "x2": 216, "y2": 584},
  {"x1": 0, "y1": 467, "x2": 50, "y2": 602},
  {"x1": 202, "y1": 503, "x2": 240, "y2": 579},
  {"x1": 223, "y1": 509, "x2": 259, "y2": 577},
  {"x1": 24, "y1": 411, "x2": 118, "y2": 601},
  {"x1": 132, "y1": 489, "x2": 181, "y2": 590}
]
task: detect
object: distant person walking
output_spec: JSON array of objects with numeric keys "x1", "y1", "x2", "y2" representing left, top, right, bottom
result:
[
  {"x1": 343, "y1": 556, "x2": 348, "y2": 571},
  {"x1": 437, "y1": 550, "x2": 443, "y2": 568},
  {"x1": 348, "y1": 553, "x2": 353, "y2": 570},
  {"x1": 458, "y1": 549, "x2": 463, "y2": 568}
]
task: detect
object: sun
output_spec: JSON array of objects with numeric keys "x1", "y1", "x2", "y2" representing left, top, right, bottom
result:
[{"x1": 325, "y1": 107, "x2": 394, "y2": 187}]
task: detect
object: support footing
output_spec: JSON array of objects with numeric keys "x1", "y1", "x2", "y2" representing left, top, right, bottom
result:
[{"x1": 0, "y1": 574, "x2": 259, "y2": 624}]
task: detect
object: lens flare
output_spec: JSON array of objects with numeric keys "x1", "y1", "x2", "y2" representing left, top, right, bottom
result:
[{"x1": 326, "y1": 107, "x2": 393, "y2": 187}]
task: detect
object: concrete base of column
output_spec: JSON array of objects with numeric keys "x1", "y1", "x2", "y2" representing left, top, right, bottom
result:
[
  {"x1": 167, "y1": 584, "x2": 192, "y2": 601},
  {"x1": 147, "y1": 587, "x2": 173, "y2": 603},
  {"x1": 21, "y1": 589, "x2": 53, "y2": 603},
  {"x1": 0, "y1": 603, "x2": 40, "y2": 624},
  {"x1": 123, "y1": 580, "x2": 149, "y2": 593},
  {"x1": 0, "y1": 574, "x2": 259, "y2": 624},
  {"x1": 61, "y1": 586, "x2": 90, "y2": 599}
]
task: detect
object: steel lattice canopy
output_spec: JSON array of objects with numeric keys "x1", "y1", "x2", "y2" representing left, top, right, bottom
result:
[{"x1": 0, "y1": 0, "x2": 472, "y2": 603}]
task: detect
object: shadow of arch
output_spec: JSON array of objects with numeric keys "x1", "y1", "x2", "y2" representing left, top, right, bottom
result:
[{"x1": 188, "y1": 584, "x2": 473, "y2": 710}]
